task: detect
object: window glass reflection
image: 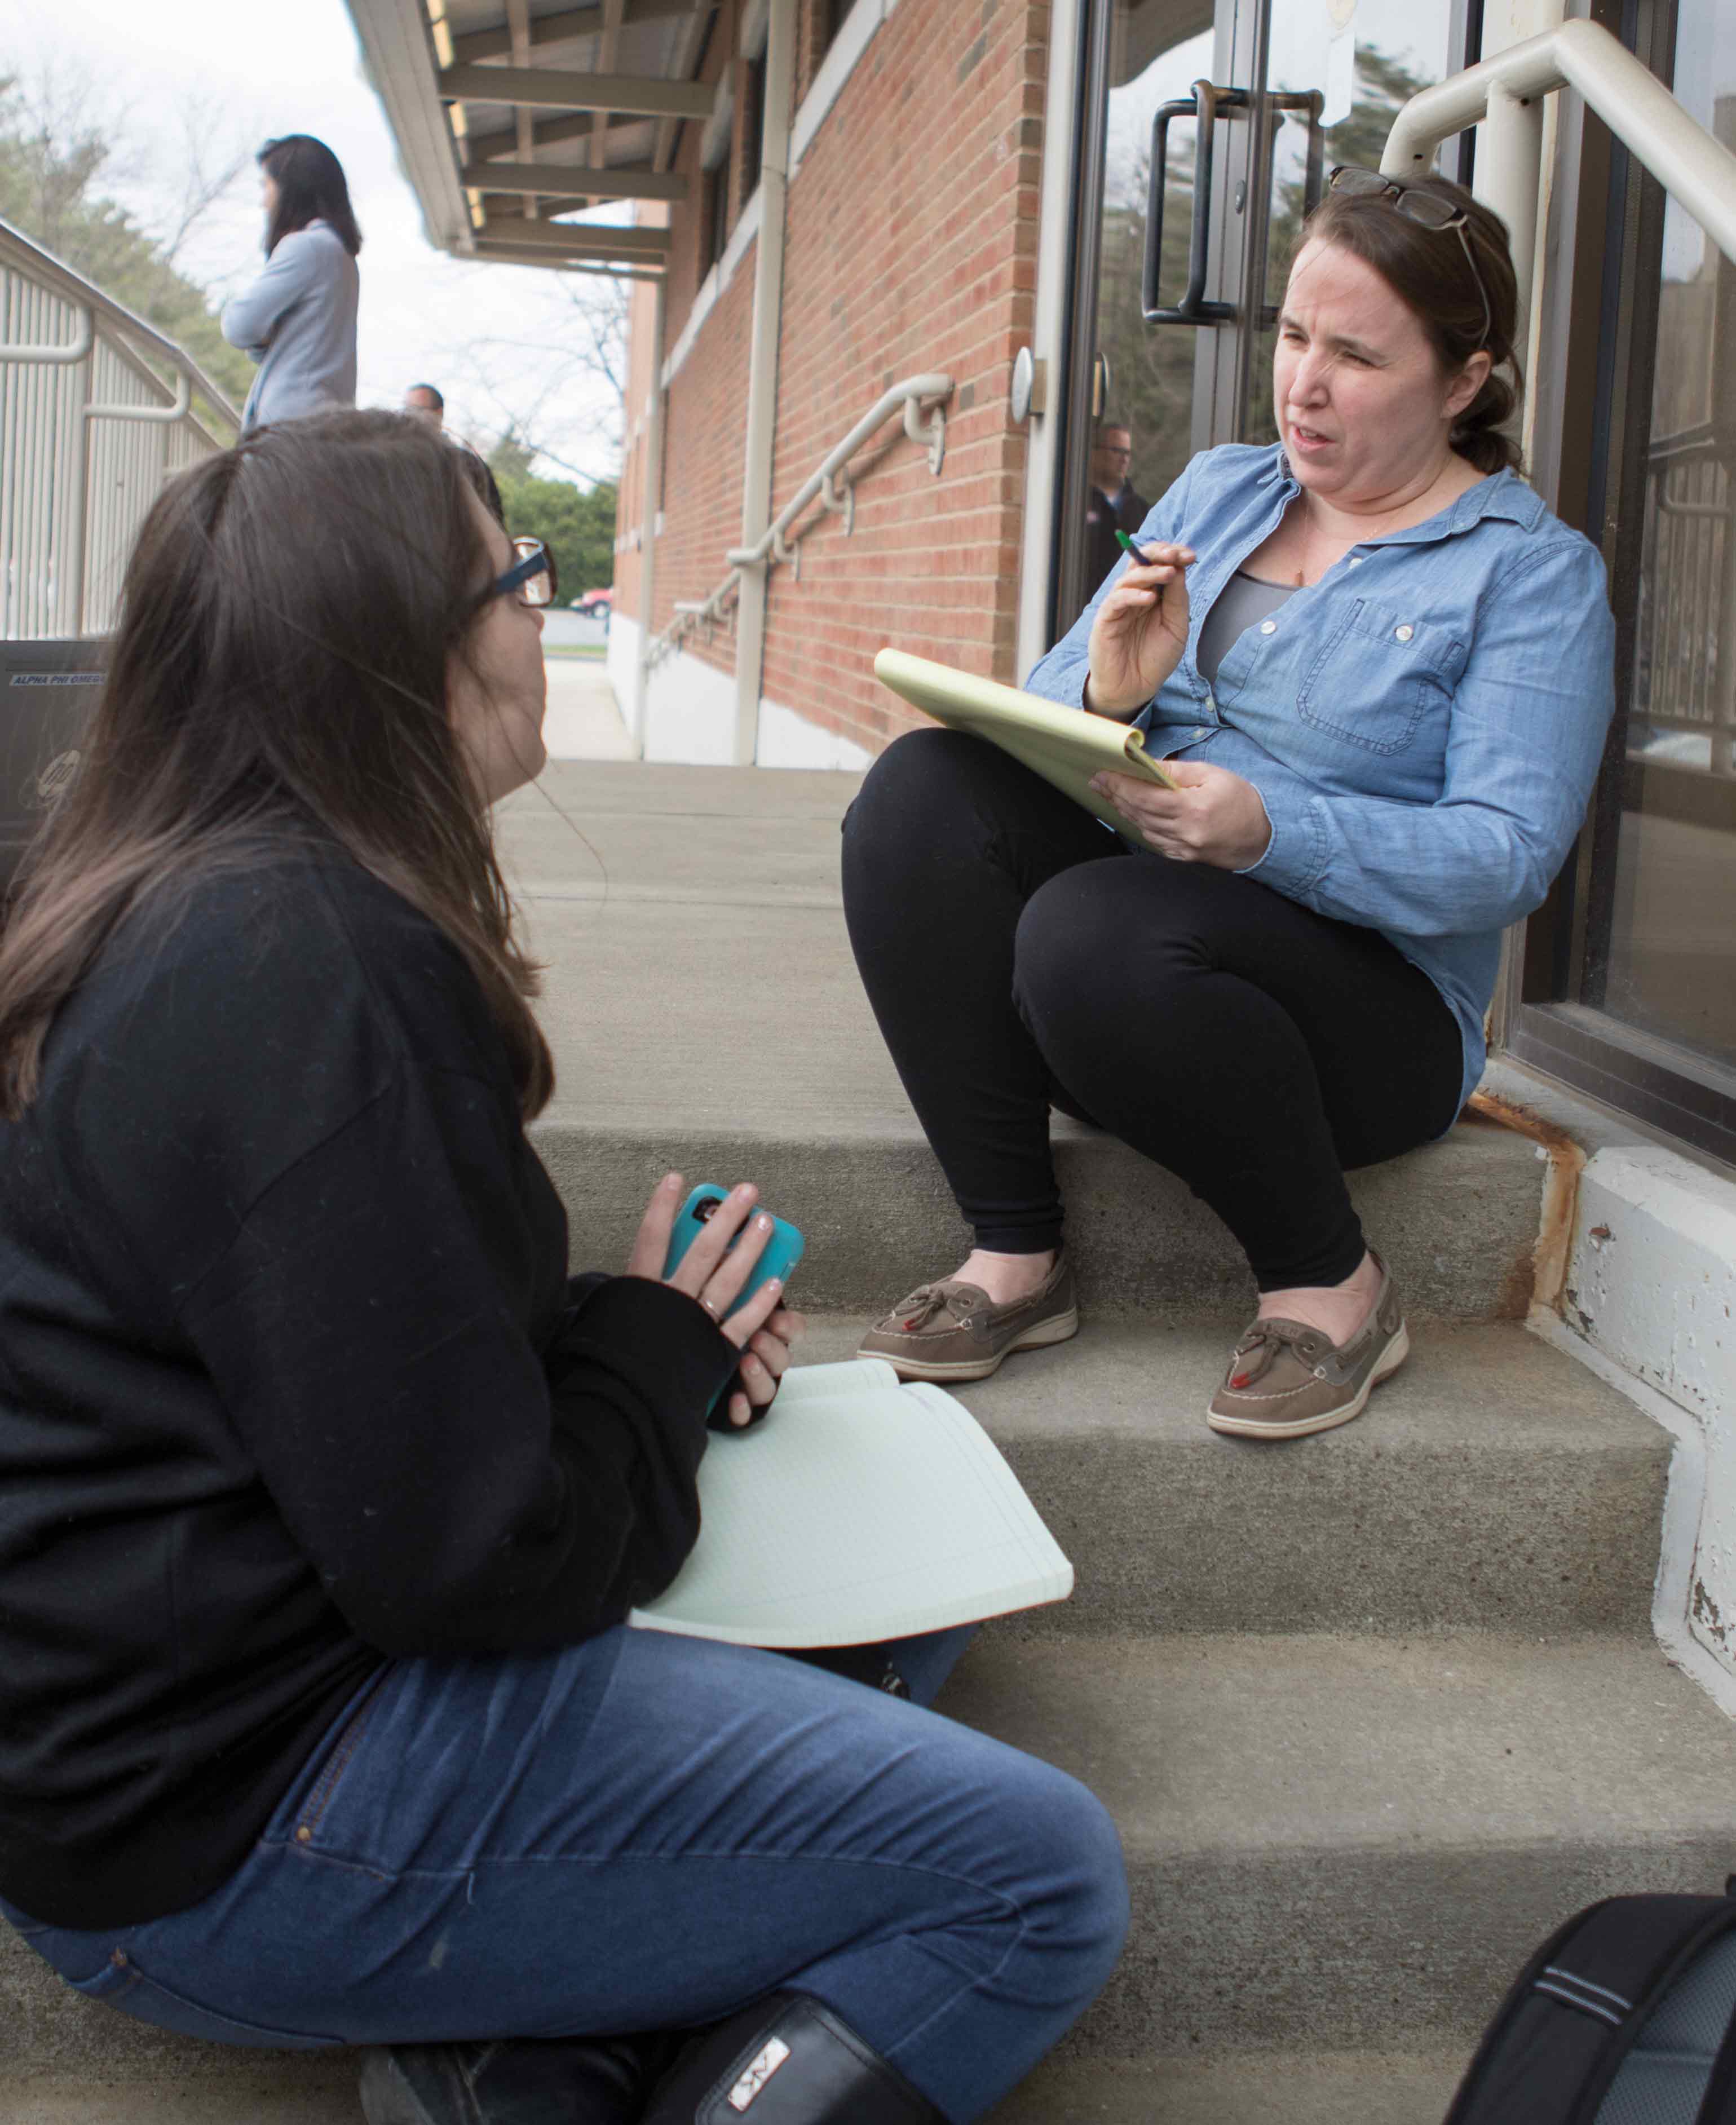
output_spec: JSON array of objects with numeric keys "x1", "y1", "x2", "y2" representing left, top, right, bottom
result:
[{"x1": 1600, "y1": 0, "x2": 1736, "y2": 1071}]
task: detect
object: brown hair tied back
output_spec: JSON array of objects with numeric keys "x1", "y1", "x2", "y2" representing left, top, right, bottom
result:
[{"x1": 1302, "y1": 174, "x2": 1523, "y2": 477}]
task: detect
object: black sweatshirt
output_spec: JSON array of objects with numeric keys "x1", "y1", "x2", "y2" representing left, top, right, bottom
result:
[{"x1": 0, "y1": 848, "x2": 738, "y2": 1929}]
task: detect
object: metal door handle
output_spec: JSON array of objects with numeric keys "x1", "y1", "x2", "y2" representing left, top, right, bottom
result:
[
  {"x1": 1143, "y1": 82, "x2": 1328, "y2": 328},
  {"x1": 1254, "y1": 89, "x2": 1326, "y2": 329},
  {"x1": 1143, "y1": 79, "x2": 1244, "y2": 325},
  {"x1": 1092, "y1": 350, "x2": 1111, "y2": 418}
]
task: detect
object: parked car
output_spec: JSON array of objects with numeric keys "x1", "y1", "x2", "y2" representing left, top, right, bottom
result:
[{"x1": 570, "y1": 587, "x2": 613, "y2": 618}]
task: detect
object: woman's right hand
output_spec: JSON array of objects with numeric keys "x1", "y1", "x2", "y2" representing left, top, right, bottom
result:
[
  {"x1": 626, "y1": 1173, "x2": 787, "y2": 1349},
  {"x1": 1084, "y1": 540, "x2": 1196, "y2": 718}
]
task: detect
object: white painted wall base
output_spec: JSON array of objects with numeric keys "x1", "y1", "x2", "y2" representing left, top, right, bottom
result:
[
  {"x1": 757, "y1": 696, "x2": 872, "y2": 770},
  {"x1": 643, "y1": 642, "x2": 740, "y2": 764},
  {"x1": 606, "y1": 611, "x2": 640, "y2": 748},
  {"x1": 1566, "y1": 1147, "x2": 1736, "y2": 1689},
  {"x1": 1484, "y1": 1058, "x2": 1736, "y2": 1718},
  {"x1": 634, "y1": 645, "x2": 875, "y2": 769}
]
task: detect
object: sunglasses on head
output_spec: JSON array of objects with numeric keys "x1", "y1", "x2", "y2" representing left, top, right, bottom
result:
[{"x1": 1326, "y1": 165, "x2": 1494, "y2": 355}]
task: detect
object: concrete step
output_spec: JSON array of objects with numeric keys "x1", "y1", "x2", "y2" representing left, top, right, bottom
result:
[
  {"x1": 987, "y1": 2051, "x2": 1467, "y2": 2123},
  {"x1": 940, "y1": 1630, "x2": 1736, "y2": 2060},
  {"x1": 10, "y1": 1632, "x2": 1727, "y2": 2101},
  {"x1": 7, "y1": 2051, "x2": 1469, "y2": 2124},
  {"x1": 502, "y1": 766, "x2": 1546, "y2": 1323},
  {"x1": 531, "y1": 1103, "x2": 1544, "y2": 1325},
  {"x1": 789, "y1": 1314, "x2": 1668, "y2": 1637}
]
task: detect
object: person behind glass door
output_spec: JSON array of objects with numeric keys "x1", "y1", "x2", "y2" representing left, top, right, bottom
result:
[
  {"x1": 1084, "y1": 421, "x2": 1151, "y2": 593},
  {"x1": 0, "y1": 412, "x2": 1127, "y2": 2125},
  {"x1": 842, "y1": 170, "x2": 1616, "y2": 1439},
  {"x1": 220, "y1": 135, "x2": 361, "y2": 434}
]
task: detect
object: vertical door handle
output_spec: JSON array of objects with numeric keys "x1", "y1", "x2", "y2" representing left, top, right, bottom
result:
[
  {"x1": 1255, "y1": 89, "x2": 1327, "y2": 327},
  {"x1": 1091, "y1": 351, "x2": 1111, "y2": 418},
  {"x1": 1143, "y1": 79, "x2": 1246, "y2": 325}
]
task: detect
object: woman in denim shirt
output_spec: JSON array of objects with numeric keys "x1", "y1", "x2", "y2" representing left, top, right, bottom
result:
[{"x1": 843, "y1": 171, "x2": 1615, "y2": 1438}]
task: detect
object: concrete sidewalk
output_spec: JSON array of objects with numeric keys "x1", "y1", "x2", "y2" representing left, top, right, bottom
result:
[{"x1": 540, "y1": 656, "x2": 635, "y2": 761}]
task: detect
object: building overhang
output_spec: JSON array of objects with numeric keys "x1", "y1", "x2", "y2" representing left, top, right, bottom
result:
[{"x1": 345, "y1": 0, "x2": 715, "y2": 277}]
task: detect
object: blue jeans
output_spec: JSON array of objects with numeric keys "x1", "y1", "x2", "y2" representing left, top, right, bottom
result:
[{"x1": 7, "y1": 1628, "x2": 1128, "y2": 2122}]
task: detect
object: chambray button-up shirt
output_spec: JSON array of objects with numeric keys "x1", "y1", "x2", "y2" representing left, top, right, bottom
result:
[{"x1": 1023, "y1": 442, "x2": 1616, "y2": 1113}]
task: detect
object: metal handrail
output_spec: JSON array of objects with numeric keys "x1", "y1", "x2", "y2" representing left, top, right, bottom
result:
[
  {"x1": 1385, "y1": 20, "x2": 1736, "y2": 787},
  {"x1": 646, "y1": 372, "x2": 952, "y2": 666},
  {"x1": 0, "y1": 219, "x2": 238, "y2": 638},
  {"x1": 0, "y1": 219, "x2": 241, "y2": 424},
  {"x1": 1382, "y1": 19, "x2": 1736, "y2": 347}
]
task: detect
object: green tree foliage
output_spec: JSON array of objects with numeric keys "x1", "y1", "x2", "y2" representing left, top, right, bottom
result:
[
  {"x1": 488, "y1": 436, "x2": 618, "y2": 599},
  {"x1": 0, "y1": 72, "x2": 253, "y2": 423}
]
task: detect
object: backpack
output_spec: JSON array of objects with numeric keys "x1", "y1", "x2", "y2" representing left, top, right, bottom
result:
[{"x1": 1445, "y1": 1885, "x2": 1736, "y2": 2124}]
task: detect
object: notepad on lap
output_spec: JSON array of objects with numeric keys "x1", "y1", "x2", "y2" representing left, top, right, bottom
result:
[
  {"x1": 874, "y1": 647, "x2": 1176, "y2": 836},
  {"x1": 628, "y1": 1359, "x2": 1073, "y2": 1647}
]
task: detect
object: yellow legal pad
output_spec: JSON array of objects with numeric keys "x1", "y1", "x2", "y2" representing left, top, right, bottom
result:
[{"x1": 874, "y1": 647, "x2": 1177, "y2": 837}]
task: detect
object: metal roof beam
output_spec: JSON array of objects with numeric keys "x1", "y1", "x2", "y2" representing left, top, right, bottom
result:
[
  {"x1": 440, "y1": 63, "x2": 715, "y2": 118},
  {"x1": 474, "y1": 214, "x2": 672, "y2": 254},
  {"x1": 454, "y1": 0, "x2": 702, "y2": 65},
  {"x1": 462, "y1": 158, "x2": 688, "y2": 200},
  {"x1": 467, "y1": 109, "x2": 638, "y2": 158},
  {"x1": 471, "y1": 243, "x2": 664, "y2": 279}
]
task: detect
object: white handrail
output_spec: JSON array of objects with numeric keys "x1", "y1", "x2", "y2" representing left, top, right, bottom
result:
[
  {"x1": 0, "y1": 219, "x2": 239, "y2": 637},
  {"x1": 1382, "y1": 17, "x2": 1736, "y2": 361},
  {"x1": 0, "y1": 219, "x2": 241, "y2": 422},
  {"x1": 0, "y1": 305, "x2": 95, "y2": 365},
  {"x1": 88, "y1": 369, "x2": 194, "y2": 425},
  {"x1": 646, "y1": 372, "x2": 952, "y2": 667}
]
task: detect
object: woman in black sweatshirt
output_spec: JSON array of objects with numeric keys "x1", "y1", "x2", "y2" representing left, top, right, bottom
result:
[{"x1": 0, "y1": 413, "x2": 1127, "y2": 2125}]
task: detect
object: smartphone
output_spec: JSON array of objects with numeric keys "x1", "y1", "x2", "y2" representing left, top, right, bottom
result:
[{"x1": 662, "y1": 1185, "x2": 805, "y2": 1320}]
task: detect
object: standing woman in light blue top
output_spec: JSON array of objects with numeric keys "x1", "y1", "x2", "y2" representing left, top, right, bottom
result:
[
  {"x1": 221, "y1": 136, "x2": 361, "y2": 433},
  {"x1": 842, "y1": 172, "x2": 1616, "y2": 1438}
]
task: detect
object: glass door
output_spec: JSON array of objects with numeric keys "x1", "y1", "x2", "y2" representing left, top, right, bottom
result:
[
  {"x1": 1055, "y1": 0, "x2": 1471, "y2": 638},
  {"x1": 1508, "y1": 0, "x2": 1736, "y2": 1163}
]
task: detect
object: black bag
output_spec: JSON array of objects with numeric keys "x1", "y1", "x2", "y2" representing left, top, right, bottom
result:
[{"x1": 1445, "y1": 1884, "x2": 1736, "y2": 2124}]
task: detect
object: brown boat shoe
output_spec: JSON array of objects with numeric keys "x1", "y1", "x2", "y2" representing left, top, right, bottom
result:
[
  {"x1": 1207, "y1": 1251, "x2": 1409, "y2": 1439},
  {"x1": 858, "y1": 1253, "x2": 1079, "y2": 1382}
]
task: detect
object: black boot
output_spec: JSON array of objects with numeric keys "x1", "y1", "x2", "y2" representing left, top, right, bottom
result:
[
  {"x1": 359, "y1": 2030, "x2": 686, "y2": 2125},
  {"x1": 640, "y1": 1993, "x2": 944, "y2": 2125}
]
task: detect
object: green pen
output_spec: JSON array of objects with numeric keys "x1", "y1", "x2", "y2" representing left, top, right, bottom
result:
[{"x1": 1115, "y1": 529, "x2": 1158, "y2": 565}]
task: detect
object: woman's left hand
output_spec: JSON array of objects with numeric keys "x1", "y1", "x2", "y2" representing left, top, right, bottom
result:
[
  {"x1": 1089, "y1": 759, "x2": 1272, "y2": 869},
  {"x1": 723, "y1": 1307, "x2": 805, "y2": 1430}
]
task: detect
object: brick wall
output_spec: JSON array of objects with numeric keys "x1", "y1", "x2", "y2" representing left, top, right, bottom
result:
[
  {"x1": 763, "y1": 0, "x2": 1047, "y2": 756},
  {"x1": 626, "y1": 0, "x2": 1049, "y2": 741}
]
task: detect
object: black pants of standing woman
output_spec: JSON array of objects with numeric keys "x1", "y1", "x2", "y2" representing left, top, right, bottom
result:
[{"x1": 840, "y1": 729, "x2": 1465, "y2": 1292}]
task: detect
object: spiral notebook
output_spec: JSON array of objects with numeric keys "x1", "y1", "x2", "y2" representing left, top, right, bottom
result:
[
  {"x1": 873, "y1": 646, "x2": 1177, "y2": 836},
  {"x1": 628, "y1": 1359, "x2": 1074, "y2": 1648}
]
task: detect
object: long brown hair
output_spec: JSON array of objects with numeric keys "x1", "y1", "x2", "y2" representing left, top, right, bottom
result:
[
  {"x1": 260, "y1": 135, "x2": 363, "y2": 258},
  {"x1": 1302, "y1": 175, "x2": 1522, "y2": 476},
  {"x1": 0, "y1": 411, "x2": 553, "y2": 1117}
]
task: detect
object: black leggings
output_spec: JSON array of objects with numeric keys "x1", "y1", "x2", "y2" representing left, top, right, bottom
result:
[{"x1": 840, "y1": 728, "x2": 1465, "y2": 1291}]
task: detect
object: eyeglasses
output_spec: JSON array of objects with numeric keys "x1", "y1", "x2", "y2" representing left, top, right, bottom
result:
[
  {"x1": 1326, "y1": 165, "x2": 1494, "y2": 355},
  {"x1": 486, "y1": 537, "x2": 558, "y2": 610}
]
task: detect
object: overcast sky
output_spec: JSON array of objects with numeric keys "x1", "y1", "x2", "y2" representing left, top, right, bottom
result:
[{"x1": 0, "y1": 0, "x2": 626, "y2": 481}]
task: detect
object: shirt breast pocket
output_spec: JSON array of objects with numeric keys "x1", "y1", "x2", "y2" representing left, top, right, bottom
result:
[{"x1": 1296, "y1": 598, "x2": 1465, "y2": 758}]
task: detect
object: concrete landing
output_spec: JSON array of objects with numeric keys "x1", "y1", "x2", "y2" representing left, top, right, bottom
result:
[
  {"x1": 7, "y1": 2051, "x2": 1471, "y2": 2125},
  {"x1": 499, "y1": 764, "x2": 1547, "y2": 1322}
]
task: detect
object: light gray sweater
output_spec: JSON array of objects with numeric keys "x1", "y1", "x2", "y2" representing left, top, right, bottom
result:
[{"x1": 220, "y1": 220, "x2": 359, "y2": 432}]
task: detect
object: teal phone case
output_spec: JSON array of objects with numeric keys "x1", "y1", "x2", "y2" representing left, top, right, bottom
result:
[{"x1": 662, "y1": 1185, "x2": 805, "y2": 1319}]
